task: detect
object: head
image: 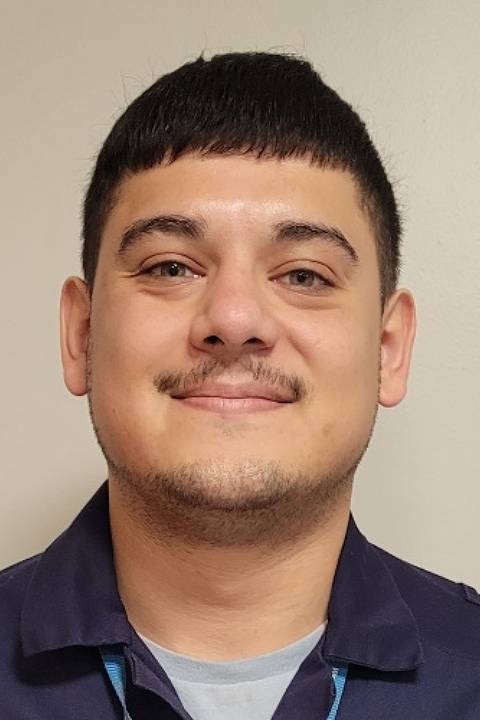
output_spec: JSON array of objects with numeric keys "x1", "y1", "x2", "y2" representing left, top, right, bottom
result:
[{"x1": 60, "y1": 52, "x2": 415, "y2": 548}]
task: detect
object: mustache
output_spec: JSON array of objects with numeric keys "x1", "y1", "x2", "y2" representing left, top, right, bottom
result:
[{"x1": 153, "y1": 358, "x2": 308, "y2": 402}]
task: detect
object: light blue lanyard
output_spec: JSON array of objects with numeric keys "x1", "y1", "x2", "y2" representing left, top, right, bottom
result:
[
  {"x1": 327, "y1": 664, "x2": 348, "y2": 720},
  {"x1": 100, "y1": 647, "x2": 348, "y2": 720}
]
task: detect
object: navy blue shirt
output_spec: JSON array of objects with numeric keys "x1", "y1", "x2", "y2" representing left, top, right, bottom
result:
[{"x1": 2, "y1": 482, "x2": 480, "y2": 718}]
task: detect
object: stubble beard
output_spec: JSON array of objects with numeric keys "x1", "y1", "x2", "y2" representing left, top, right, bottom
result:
[{"x1": 86, "y1": 348, "x2": 377, "y2": 550}]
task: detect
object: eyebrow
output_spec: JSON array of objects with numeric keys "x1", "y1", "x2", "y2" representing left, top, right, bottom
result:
[
  {"x1": 272, "y1": 220, "x2": 359, "y2": 264},
  {"x1": 118, "y1": 214, "x2": 206, "y2": 255},
  {"x1": 117, "y1": 214, "x2": 359, "y2": 265}
]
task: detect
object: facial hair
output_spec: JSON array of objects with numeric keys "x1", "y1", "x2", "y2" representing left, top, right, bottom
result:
[{"x1": 86, "y1": 341, "x2": 377, "y2": 550}]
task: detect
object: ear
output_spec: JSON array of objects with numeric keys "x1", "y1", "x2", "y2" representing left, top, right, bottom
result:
[
  {"x1": 60, "y1": 276, "x2": 91, "y2": 396},
  {"x1": 379, "y1": 289, "x2": 416, "y2": 408}
]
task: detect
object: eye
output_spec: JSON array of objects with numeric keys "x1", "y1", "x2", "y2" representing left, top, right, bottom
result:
[
  {"x1": 138, "y1": 262, "x2": 331, "y2": 290},
  {"x1": 140, "y1": 261, "x2": 199, "y2": 279},
  {"x1": 277, "y1": 268, "x2": 333, "y2": 290}
]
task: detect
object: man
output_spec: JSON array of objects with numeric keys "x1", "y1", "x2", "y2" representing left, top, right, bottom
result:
[{"x1": 1, "y1": 51, "x2": 479, "y2": 719}]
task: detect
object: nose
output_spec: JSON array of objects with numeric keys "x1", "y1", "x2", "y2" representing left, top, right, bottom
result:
[{"x1": 188, "y1": 265, "x2": 280, "y2": 361}]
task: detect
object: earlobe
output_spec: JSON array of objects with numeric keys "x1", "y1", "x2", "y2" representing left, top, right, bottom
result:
[
  {"x1": 60, "y1": 277, "x2": 91, "y2": 397},
  {"x1": 379, "y1": 289, "x2": 416, "y2": 408}
]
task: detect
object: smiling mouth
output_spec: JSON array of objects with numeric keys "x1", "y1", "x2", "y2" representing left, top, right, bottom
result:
[{"x1": 172, "y1": 396, "x2": 291, "y2": 414}]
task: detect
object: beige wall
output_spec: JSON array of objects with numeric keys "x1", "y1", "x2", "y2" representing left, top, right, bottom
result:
[{"x1": 1, "y1": 0, "x2": 479, "y2": 585}]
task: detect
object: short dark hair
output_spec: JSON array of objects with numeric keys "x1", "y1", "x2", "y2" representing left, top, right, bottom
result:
[{"x1": 82, "y1": 52, "x2": 401, "y2": 303}]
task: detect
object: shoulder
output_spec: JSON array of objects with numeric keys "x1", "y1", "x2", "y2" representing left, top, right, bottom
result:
[
  {"x1": 374, "y1": 542, "x2": 480, "y2": 661},
  {"x1": 0, "y1": 553, "x2": 42, "y2": 586}
]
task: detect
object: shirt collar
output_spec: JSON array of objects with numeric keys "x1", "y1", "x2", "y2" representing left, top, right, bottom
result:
[
  {"x1": 323, "y1": 517, "x2": 424, "y2": 671},
  {"x1": 21, "y1": 482, "x2": 131, "y2": 656},
  {"x1": 21, "y1": 482, "x2": 424, "y2": 671}
]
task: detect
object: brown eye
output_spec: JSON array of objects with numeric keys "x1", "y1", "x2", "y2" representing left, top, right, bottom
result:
[
  {"x1": 281, "y1": 268, "x2": 332, "y2": 289},
  {"x1": 142, "y1": 261, "x2": 197, "y2": 279}
]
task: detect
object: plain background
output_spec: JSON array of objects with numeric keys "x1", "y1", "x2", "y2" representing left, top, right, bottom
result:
[{"x1": 1, "y1": 1, "x2": 479, "y2": 586}]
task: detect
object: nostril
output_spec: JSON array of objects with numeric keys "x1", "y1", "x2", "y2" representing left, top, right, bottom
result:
[{"x1": 204, "y1": 335, "x2": 222, "y2": 345}]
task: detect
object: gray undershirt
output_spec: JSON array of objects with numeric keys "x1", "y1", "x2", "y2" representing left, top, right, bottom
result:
[{"x1": 138, "y1": 622, "x2": 326, "y2": 720}]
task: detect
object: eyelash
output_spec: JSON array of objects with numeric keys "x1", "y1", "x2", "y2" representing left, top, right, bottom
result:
[{"x1": 139, "y1": 261, "x2": 334, "y2": 291}]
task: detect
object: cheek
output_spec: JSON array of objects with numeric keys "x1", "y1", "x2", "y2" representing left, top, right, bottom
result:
[
  {"x1": 88, "y1": 294, "x2": 188, "y2": 452},
  {"x1": 91, "y1": 293, "x2": 186, "y2": 380},
  {"x1": 293, "y1": 309, "x2": 380, "y2": 402},
  {"x1": 294, "y1": 311, "x2": 380, "y2": 466}
]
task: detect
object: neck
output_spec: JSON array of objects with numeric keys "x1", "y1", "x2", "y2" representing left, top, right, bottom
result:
[{"x1": 109, "y1": 480, "x2": 351, "y2": 661}]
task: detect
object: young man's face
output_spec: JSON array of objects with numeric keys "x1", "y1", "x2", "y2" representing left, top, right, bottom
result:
[{"x1": 61, "y1": 154, "x2": 415, "y2": 519}]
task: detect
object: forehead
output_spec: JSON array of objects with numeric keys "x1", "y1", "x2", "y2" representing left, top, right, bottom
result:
[{"x1": 101, "y1": 154, "x2": 376, "y2": 260}]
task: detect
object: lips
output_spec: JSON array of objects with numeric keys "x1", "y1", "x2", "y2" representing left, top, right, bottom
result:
[
  {"x1": 170, "y1": 382, "x2": 295, "y2": 414},
  {"x1": 170, "y1": 382, "x2": 295, "y2": 404},
  {"x1": 175, "y1": 396, "x2": 288, "y2": 414}
]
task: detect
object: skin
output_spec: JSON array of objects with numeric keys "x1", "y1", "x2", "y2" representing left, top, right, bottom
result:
[{"x1": 60, "y1": 154, "x2": 416, "y2": 660}]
